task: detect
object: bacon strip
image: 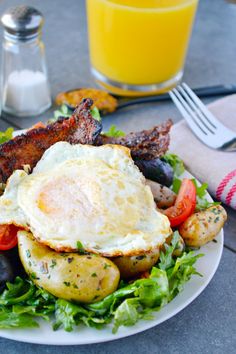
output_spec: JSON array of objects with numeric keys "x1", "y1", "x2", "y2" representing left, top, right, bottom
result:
[
  {"x1": 0, "y1": 98, "x2": 102, "y2": 183},
  {"x1": 97, "y1": 119, "x2": 172, "y2": 160}
]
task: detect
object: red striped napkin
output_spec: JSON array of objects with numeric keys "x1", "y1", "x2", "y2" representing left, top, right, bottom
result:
[{"x1": 169, "y1": 94, "x2": 236, "y2": 209}]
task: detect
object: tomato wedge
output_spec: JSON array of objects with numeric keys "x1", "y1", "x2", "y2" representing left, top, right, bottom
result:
[
  {"x1": 163, "y1": 178, "x2": 196, "y2": 227},
  {"x1": 0, "y1": 224, "x2": 19, "y2": 250}
]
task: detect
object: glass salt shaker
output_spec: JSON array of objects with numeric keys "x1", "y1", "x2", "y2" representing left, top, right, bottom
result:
[{"x1": 1, "y1": 5, "x2": 51, "y2": 117}]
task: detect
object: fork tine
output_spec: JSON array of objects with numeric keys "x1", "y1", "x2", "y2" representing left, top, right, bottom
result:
[
  {"x1": 177, "y1": 85, "x2": 215, "y2": 134},
  {"x1": 169, "y1": 89, "x2": 208, "y2": 137},
  {"x1": 170, "y1": 83, "x2": 236, "y2": 151},
  {"x1": 182, "y1": 83, "x2": 223, "y2": 129}
]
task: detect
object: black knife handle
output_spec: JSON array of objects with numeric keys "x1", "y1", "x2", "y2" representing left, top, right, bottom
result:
[{"x1": 117, "y1": 84, "x2": 236, "y2": 110}]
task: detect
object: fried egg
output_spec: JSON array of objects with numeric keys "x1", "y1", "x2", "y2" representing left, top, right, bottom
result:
[{"x1": 0, "y1": 142, "x2": 171, "y2": 256}]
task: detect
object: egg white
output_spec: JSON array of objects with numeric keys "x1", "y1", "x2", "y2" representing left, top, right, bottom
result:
[{"x1": 0, "y1": 142, "x2": 171, "y2": 256}]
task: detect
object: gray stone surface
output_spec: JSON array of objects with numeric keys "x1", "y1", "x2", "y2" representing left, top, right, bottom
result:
[{"x1": 0, "y1": 0, "x2": 235, "y2": 352}]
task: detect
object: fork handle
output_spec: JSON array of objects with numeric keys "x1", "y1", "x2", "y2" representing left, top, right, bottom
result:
[{"x1": 117, "y1": 84, "x2": 236, "y2": 109}]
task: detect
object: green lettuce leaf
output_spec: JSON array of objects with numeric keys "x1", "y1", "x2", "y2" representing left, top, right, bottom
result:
[
  {"x1": 113, "y1": 298, "x2": 140, "y2": 333},
  {"x1": 163, "y1": 153, "x2": 185, "y2": 177},
  {"x1": 168, "y1": 251, "x2": 203, "y2": 300},
  {"x1": 191, "y1": 179, "x2": 220, "y2": 211},
  {"x1": 50, "y1": 104, "x2": 72, "y2": 123},
  {"x1": 90, "y1": 106, "x2": 101, "y2": 121},
  {"x1": 0, "y1": 310, "x2": 39, "y2": 329},
  {"x1": 0, "y1": 127, "x2": 14, "y2": 144},
  {"x1": 103, "y1": 124, "x2": 125, "y2": 138},
  {"x1": 158, "y1": 231, "x2": 181, "y2": 271},
  {"x1": 0, "y1": 277, "x2": 35, "y2": 305},
  {"x1": 48, "y1": 104, "x2": 101, "y2": 124},
  {"x1": 53, "y1": 298, "x2": 110, "y2": 331},
  {"x1": 53, "y1": 299, "x2": 87, "y2": 332},
  {"x1": 135, "y1": 268, "x2": 169, "y2": 308}
]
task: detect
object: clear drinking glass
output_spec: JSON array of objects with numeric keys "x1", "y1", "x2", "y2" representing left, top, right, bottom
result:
[{"x1": 87, "y1": 0, "x2": 199, "y2": 96}]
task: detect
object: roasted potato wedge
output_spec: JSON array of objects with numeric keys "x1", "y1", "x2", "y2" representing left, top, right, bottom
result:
[
  {"x1": 18, "y1": 231, "x2": 120, "y2": 303},
  {"x1": 179, "y1": 205, "x2": 227, "y2": 247},
  {"x1": 112, "y1": 249, "x2": 160, "y2": 279}
]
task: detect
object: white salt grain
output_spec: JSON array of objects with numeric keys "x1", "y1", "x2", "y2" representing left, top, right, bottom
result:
[{"x1": 4, "y1": 69, "x2": 51, "y2": 115}]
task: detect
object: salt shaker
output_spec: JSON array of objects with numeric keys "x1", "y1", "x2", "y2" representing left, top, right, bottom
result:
[{"x1": 1, "y1": 5, "x2": 51, "y2": 116}]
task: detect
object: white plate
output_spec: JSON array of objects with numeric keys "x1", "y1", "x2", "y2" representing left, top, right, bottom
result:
[{"x1": 0, "y1": 171, "x2": 224, "y2": 345}]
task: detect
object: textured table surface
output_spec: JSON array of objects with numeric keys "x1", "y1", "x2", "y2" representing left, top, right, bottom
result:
[{"x1": 0, "y1": 0, "x2": 235, "y2": 352}]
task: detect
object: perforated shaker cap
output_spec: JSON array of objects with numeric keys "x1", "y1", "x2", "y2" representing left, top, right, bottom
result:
[{"x1": 1, "y1": 5, "x2": 44, "y2": 39}]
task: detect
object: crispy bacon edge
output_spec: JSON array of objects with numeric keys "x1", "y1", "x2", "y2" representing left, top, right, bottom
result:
[{"x1": 97, "y1": 119, "x2": 172, "y2": 160}]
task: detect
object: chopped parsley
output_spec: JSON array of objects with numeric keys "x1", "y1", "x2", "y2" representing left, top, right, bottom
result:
[
  {"x1": 26, "y1": 249, "x2": 31, "y2": 258},
  {"x1": 214, "y1": 216, "x2": 220, "y2": 223},
  {"x1": 103, "y1": 263, "x2": 111, "y2": 270},
  {"x1": 50, "y1": 259, "x2": 57, "y2": 269},
  {"x1": 76, "y1": 241, "x2": 85, "y2": 254},
  {"x1": 63, "y1": 282, "x2": 71, "y2": 287}
]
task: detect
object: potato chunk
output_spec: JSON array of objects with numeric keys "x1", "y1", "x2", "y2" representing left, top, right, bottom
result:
[
  {"x1": 179, "y1": 205, "x2": 227, "y2": 247},
  {"x1": 112, "y1": 249, "x2": 160, "y2": 279},
  {"x1": 18, "y1": 231, "x2": 120, "y2": 303}
]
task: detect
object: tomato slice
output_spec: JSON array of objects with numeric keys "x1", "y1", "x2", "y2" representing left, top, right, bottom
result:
[
  {"x1": 164, "y1": 178, "x2": 196, "y2": 227},
  {"x1": 0, "y1": 224, "x2": 19, "y2": 250}
]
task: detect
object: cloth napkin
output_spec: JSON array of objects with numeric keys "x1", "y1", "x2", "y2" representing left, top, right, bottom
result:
[{"x1": 169, "y1": 94, "x2": 236, "y2": 210}]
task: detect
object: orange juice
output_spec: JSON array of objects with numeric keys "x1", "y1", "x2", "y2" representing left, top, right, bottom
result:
[{"x1": 86, "y1": 0, "x2": 198, "y2": 95}]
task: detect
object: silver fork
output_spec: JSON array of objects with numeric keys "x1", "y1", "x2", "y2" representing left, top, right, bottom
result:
[{"x1": 169, "y1": 83, "x2": 236, "y2": 151}]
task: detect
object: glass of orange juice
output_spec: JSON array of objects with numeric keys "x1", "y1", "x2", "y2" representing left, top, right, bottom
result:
[{"x1": 86, "y1": 0, "x2": 198, "y2": 96}]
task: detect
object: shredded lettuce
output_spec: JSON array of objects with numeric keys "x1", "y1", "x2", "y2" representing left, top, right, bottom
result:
[{"x1": 0, "y1": 232, "x2": 202, "y2": 333}]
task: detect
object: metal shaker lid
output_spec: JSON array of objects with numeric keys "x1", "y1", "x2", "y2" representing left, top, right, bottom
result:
[{"x1": 1, "y1": 5, "x2": 44, "y2": 39}]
